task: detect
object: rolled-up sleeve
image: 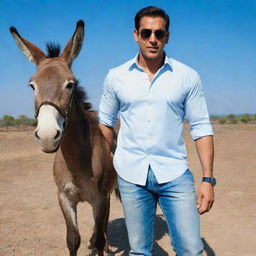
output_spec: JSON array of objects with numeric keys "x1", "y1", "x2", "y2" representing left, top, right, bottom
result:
[
  {"x1": 185, "y1": 72, "x2": 213, "y2": 140},
  {"x1": 98, "y1": 71, "x2": 120, "y2": 127}
]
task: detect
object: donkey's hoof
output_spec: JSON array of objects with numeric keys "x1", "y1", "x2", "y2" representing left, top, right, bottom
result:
[
  {"x1": 86, "y1": 250, "x2": 104, "y2": 256},
  {"x1": 87, "y1": 242, "x2": 107, "y2": 255}
]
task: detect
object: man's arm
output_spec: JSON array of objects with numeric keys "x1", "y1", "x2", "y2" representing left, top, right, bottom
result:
[
  {"x1": 98, "y1": 70, "x2": 119, "y2": 152},
  {"x1": 195, "y1": 135, "x2": 215, "y2": 215},
  {"x1": 183, "y1": 72, "x2": 215, "y2": 214},
  {"x1": 99, "y1": 123, "x2": 114, "y2": 152}
]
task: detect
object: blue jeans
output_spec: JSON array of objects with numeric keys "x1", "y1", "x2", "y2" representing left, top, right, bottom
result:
[{"x1": 118, "y1": 167, "x2": 204, "y2": 256}]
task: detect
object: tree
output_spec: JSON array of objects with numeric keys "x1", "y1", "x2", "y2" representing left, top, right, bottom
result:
[
  {"x1": 16, "y1": 114, "x2": 29, "y2": 125},
  {"x1": 2, "y1": 115, "x2": 16, "y2": 126}
]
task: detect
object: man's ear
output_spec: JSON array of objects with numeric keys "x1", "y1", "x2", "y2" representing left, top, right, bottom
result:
[
  {"x1": 134, "y1": 29, "x2": 139, "y2": 42},
  {"x1": 165, "y1": 31, "x2": 170, "y2": 44}
]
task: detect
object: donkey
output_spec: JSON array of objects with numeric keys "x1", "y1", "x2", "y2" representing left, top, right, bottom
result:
[{"x1": 10, "y1": 20, "x2": 116, "y2": 256}]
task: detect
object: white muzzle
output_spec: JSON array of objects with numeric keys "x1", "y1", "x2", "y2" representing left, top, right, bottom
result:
[{"x1": 34, "y1": 105, "x2": 65, "y2": 153}]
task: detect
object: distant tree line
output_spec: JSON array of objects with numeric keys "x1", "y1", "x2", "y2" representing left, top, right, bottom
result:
[
  {"x1": 0, "y1": 115, "x2": 36, "y2": 127},
  {"x1": 210, "y1": 114, "x2": 256, "y2": 124},
  {"x1": 0, "y1": 113, "x2": 255, "y2": 127}
]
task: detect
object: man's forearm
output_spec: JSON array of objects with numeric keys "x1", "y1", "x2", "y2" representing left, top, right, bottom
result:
[
  {"x1": 195, "y1": 135, "x2": 214, "y2": 177},
  {"x1": 98, "y1": 123, "x2": 114, "y2": 151}
]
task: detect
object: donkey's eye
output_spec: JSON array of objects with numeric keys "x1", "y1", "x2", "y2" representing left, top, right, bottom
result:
[
  {"x1": 29, "y1": 83, "x2": 35, "y2": 90},
  {"x1": 66, "y1": 82, "x2": 75, "y2": 89}
]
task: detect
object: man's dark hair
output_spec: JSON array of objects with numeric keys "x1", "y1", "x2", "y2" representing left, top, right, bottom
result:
[{"x1": 135, "y1": 6, "x2": 170, "y2": 31}]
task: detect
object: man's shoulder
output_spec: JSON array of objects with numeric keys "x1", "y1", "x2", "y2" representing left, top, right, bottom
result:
[
  {"x1": 168, "y1": 57, "x2": 199, "y2": 77},
  {"x1": 108, "y1": 58, "x2": 134, "y2": 76}
]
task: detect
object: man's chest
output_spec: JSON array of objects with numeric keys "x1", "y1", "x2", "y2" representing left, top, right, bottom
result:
[{"x1": 115, "y1": 71, "x2": 188, "y2": 109}]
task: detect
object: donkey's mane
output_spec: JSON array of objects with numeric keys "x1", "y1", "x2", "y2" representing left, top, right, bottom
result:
[
  {"x1": 74, "y1": 84, "x2": 92, "y2": 111},
  {"x1": 46, "y1": 42, "x2": 61, "y2": 58}
]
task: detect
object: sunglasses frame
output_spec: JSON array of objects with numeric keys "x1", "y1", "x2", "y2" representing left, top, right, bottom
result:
[{"x1": 139, "y1": 29, "x2": 167, "y2": 40}]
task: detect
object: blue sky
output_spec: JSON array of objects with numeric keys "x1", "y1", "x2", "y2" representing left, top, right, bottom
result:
[{"x1": 0, "y1": 0, "x2": 255, "y2": 117}]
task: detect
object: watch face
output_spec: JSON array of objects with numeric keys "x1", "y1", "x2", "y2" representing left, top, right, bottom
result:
[{"x1": 211, "y1": 178, "x2": 216, "y2": 186}]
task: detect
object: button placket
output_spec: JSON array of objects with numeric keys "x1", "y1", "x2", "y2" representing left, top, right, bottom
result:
[
  {"x1": 146, "y1": 92, "x2": 153, "y2": 155},
  {"x1": 143, "y1": 71, "x2": 153, "y2": 155}
]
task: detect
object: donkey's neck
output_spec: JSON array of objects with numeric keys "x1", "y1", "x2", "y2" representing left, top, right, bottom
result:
[{"x1": 59, "y1": 100, "x2": 93, "y2": 168}]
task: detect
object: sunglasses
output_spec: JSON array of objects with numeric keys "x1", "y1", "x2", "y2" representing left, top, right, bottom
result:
[{"x1": 139, "y1": 29, "x2": 167, "y2": 40}]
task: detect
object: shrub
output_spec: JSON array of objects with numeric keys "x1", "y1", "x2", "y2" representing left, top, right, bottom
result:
[
  {"x1": 227, "y1": 114, "x2": 236, "y2": 120},
  {"x1": 219, "y1": 118, "x2": 227, "y2": 124},
  {"x1": 226, "y1": 114, "x2": 239, "y2": 124},
  {"x1": 229, "y1": 118, "x2": 237, "y2": 124},
  {"x1": 210, "y1": 115, "x2": 219, "y2": 121},
  {"x1": 240, "y1": 114, "x2": 251, "y2": 123}
]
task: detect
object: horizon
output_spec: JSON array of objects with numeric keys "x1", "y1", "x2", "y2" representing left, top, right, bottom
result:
[
  {"x1": 1, "y1": 0, "x2": 255, "y2": 117},
  {"x1": 1, "y1": 112, "x2": 255, "y2": 120}
]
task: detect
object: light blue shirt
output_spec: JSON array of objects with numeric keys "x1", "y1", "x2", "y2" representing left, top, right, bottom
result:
[{"x1": 99, "y1": 54, "x2": 213, "y2": 185}]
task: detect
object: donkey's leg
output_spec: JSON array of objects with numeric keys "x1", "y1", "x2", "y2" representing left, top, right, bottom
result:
[
  {"x1": 88, "y1": 193, "x2": 110, "y2": 255},
  {"x1": 104, "y1": 194, "x2": 110, "y2": 249},
  {"x1": 58, "y1": 192, "x2": 80, "y2": 256}
]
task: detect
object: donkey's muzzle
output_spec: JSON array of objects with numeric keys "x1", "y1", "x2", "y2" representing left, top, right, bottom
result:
[{"x1": 34, "y1": 104, "x2": 65, "y2": 153}]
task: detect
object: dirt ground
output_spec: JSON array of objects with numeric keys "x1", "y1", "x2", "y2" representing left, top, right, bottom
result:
[{"x1": 0, "y1": 123, "x2": 255, "y2": 256}]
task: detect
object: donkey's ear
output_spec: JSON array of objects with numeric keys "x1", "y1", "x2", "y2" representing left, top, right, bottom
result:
[
  {"x1": 10, "y1": 27, "x2": 46, "y2": 65},
  {"x1": 61, "y1": 20, "x2": 84, "y2": 67}
]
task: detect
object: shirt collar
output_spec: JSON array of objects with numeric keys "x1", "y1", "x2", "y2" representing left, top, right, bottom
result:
[{"x1": 129, "y1": 52, "x2": 172, "y2": 71}]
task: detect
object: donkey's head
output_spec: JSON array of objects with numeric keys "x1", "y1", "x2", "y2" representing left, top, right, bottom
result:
[{"x1": 10, "y1": 20, "x2": 84, "y2": 153}]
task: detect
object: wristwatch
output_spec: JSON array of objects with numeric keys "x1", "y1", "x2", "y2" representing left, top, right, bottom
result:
[{"x1": 202, "y1": 177, "x2": 216, "y2": 187}]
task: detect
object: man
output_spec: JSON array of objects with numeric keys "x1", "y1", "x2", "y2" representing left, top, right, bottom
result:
[{"x1": 98, "y1": 6, "x2": 215, "y2": 256}]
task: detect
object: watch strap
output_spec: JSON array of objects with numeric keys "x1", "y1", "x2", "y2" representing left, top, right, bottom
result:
[{"x1": 202, "y1": 177, "x2": 216, "y2": 186}]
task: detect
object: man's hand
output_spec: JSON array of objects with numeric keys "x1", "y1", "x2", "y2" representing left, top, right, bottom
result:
[{"x1": 197, "y1": 182, "x2": 215, "y2": 215}]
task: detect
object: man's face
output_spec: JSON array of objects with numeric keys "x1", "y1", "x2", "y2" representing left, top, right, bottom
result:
[{"x1": 134, "y1": 16, "x2": 169, "y2": 61}]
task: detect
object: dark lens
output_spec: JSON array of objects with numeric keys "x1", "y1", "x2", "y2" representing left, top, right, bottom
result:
[
  {"x1": 155, "y1": 30, "x2": 166, "y2": 39},
  {"x1": 140, "y1": 29, "x2": 152, "y2": 39}
]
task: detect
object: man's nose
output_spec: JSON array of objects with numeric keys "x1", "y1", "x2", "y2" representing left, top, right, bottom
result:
[{"x1": 149, "y1": 32, "x2": 157, "y2": 44}]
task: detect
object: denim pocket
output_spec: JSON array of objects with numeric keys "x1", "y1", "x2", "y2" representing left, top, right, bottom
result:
[
  {"x1": 118, "y1": 175, "x2": 139, "y2": 194},
  {"x1": 173, "y1": 169, "x2": 195, "y2": 193},
  {"x1": 184, "y1": 169, "x2": 195, "y2": 183}
]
